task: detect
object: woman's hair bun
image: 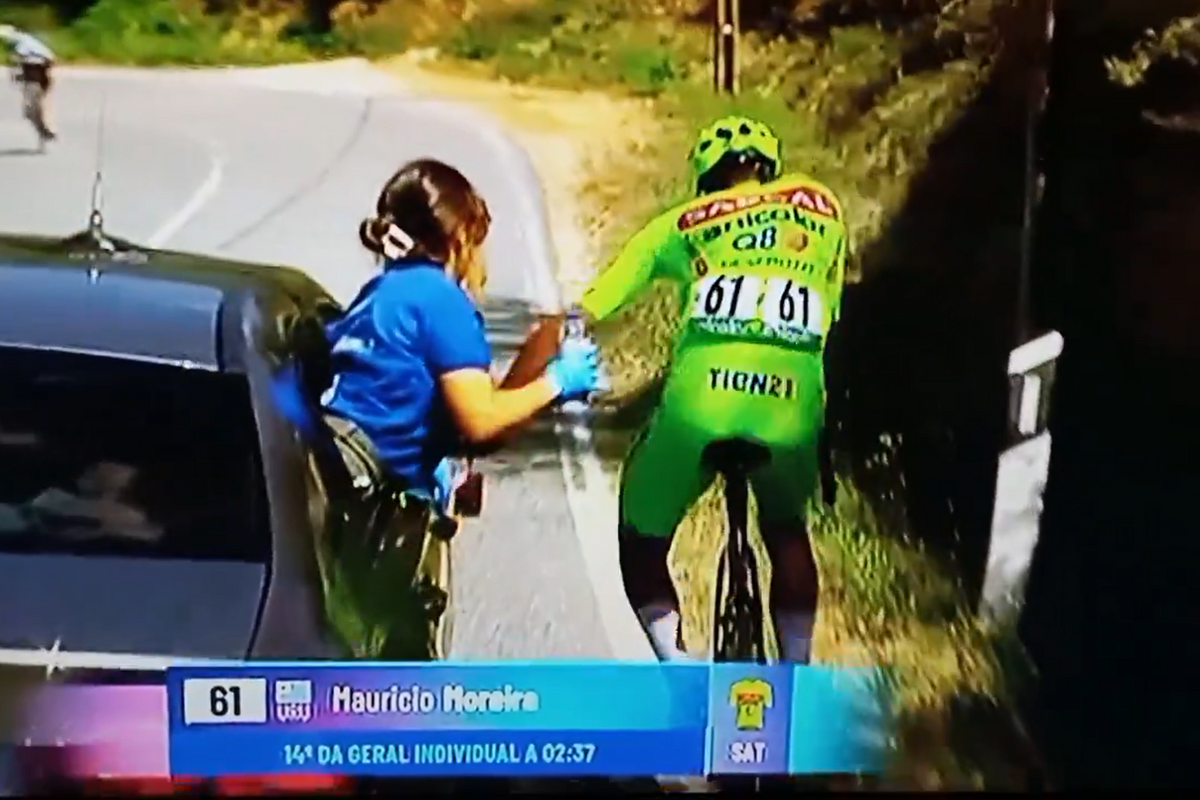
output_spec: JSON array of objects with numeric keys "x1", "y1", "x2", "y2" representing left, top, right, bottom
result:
[{"x1": 359, "y1": 215, "x2": 389, "y2": 255}]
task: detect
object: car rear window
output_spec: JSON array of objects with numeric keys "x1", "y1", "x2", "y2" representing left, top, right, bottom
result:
[{"x1": 0, "y1": 346, "x2": 268, "y2": 563}]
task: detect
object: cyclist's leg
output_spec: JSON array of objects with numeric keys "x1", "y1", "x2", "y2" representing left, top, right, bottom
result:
[
  {"x1": 619, "y1": 370, "x2": 716, "y2": 661},
  {"x1": 32, "y1": 66, "x2": 52, "y2": 139},
  {"x1": 751, "y1": 440, "x2": 821, "y2": 664},
  {"x1": 41, "y1": 67, "x2": 55, "y2": 138}
]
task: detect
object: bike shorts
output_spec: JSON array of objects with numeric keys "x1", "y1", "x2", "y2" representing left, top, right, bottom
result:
[
  {"x1": 19, "y1": 63, "x2": 50, "y2": 91},
  {"x1": 620, "y1": 341, "x2": 825, "y2": 537}
]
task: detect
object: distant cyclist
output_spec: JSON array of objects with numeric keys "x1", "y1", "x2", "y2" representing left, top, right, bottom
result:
[
  {"x1": 579, "y1": 116, "x2": 848, "y2": 665},
  {"x1": 0, "y1": 23, "x2": 56, "y2": 144}
]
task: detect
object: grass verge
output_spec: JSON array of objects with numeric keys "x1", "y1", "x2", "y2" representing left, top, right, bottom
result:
[
  {"x1": 0, "y1": 0, "x2": 435, "y2": 66},
  {"x1": 423, "y1": 0, "x2": 1041, "y2": 788}
]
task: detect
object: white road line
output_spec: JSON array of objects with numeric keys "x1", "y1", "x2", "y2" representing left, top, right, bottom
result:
[
  {"x1": 556, "y1": 425, "x2": 657, "y2": 659},
  {"x1": 146, "y1": 154, "x2": 225, "y2": 248}
]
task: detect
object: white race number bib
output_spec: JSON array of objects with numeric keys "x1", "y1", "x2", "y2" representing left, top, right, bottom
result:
[{"x1": 691, "y1": 273, "x2": 825, "y2": 338}]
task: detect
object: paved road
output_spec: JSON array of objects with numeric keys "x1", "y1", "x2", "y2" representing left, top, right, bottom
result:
[{"x1": 0, "y1": 61, "x2": 647, "y2": 662}]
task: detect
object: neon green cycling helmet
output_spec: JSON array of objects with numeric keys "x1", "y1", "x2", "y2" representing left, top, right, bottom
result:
[{"x1": 690, "y1": 115, "x2": 782, "y2": 195}]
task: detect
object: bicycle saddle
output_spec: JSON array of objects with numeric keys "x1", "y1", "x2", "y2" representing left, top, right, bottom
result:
[{"x1": 702, "y1": 438, "x2": 771, "y2": 474}]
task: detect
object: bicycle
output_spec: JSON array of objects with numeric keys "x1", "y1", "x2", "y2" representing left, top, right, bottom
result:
[{"x1": 701, "y1": 439, "x2": 774, "y2": 792}]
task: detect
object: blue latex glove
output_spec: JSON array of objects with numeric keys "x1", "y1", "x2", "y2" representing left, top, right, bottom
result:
[
  {"x1": 432, "y1": 458, "x2": 464, "y2": 514},
  {"x1": 546, "y1": 336, "x2": 604, "y2": 402}
]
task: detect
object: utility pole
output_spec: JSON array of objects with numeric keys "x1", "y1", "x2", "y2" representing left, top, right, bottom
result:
[{"x1": 714, "y1": 0, "x2": 740, "y2": 94}]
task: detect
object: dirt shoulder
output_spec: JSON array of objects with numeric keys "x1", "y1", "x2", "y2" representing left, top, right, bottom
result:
[{"x1": 375, "y1": 53, "x2": 660, "y2": 302}]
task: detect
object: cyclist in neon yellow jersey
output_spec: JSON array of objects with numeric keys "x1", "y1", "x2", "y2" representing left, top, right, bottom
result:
[{"x1": 579, "y1": 116, "x2": 848, "y2": 664}]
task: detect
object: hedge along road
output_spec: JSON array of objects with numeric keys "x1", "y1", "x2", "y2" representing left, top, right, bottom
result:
[{"x1": 0, "y1": 60, "x2": 653, "y2": 663}]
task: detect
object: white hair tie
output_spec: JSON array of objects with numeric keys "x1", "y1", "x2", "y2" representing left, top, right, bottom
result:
[{"x1": 381, "y1": 223, "x2": 416, "y2": 260}]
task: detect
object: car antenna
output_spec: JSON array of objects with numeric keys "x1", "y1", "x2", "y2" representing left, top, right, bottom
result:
[{"x1": 86, "y1": 97, "x2": 114, "y2": 252}]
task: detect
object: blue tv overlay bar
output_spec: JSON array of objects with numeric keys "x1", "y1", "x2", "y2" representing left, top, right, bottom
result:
[{"x1": 166, "y1": 663, "x2": 887, "y2": 778}]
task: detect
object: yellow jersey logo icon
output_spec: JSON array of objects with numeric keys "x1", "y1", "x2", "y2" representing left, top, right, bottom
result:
[{"x1": 729, "y1": 677, "x2": 773, "y2": 731}]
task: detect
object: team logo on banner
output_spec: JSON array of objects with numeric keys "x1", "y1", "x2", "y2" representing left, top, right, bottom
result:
[{"x1": 274, "y1": 679, "x2": 314, "y2": 723}]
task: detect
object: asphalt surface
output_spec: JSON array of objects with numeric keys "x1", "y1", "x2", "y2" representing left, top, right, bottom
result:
[{"x1": 0, "y1": 61, "x2": 643, "y2": 662}]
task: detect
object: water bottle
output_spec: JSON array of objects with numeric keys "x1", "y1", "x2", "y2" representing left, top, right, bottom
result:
[{"x1": 557, "y1": 308, "x2": 601, "y2": 442}]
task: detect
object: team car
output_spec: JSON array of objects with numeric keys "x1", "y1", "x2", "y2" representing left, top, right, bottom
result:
[{"x1": 0, "y1": 219, "x2": 458, "y2": 664}]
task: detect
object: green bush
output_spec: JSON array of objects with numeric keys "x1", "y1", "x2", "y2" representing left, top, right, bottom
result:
[
  {"x1": 0, "y1": 2, "x2": 61, "y2": 30},
  {"x1": 9, "y1": 0, "x2": 422, "y2": 65},
  {"x1": 40, "y1": 0, "x2": 312, "y2": 65},
  {"x1": 57, "y1": 0, "x2": 219, "y2": 63},
  {"x1": 444, "y1": 0, "x2": 705, "y2": 95}
]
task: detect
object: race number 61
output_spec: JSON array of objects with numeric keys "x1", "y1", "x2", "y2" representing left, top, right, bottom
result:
[
  {"x1": 182, "y1": 677, "x2": 269, "y2": 725},
  {"x1": 694, "y1": 274, "x2": 823, "y2": 334}
]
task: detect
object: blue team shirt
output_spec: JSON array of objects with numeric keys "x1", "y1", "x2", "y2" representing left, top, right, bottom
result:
[{"x1": 321, "y1": 262, "x2": 492, "y2": 494}]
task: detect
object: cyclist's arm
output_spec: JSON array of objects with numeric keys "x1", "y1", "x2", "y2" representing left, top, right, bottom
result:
[{"x1": 579, "y1": 210, "x2": 688, "y2": 322}]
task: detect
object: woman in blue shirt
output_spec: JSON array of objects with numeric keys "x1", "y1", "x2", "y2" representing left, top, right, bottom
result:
[
  {"x1": 306, "y1": 158, "x2": 601, "y2": 660},
  {"x1": 325, "y1": 158, "x2": 599, "y2": 496}
]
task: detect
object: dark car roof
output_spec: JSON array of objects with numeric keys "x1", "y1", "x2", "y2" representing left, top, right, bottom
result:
[{"x1": 0, "y1": 230, "x2": 337, "y2": 372}]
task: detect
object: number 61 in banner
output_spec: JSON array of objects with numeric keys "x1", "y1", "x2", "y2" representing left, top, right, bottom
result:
[
  {"x1": 182, "y1": 678, "x2": 270, "y2": 724},
  {"x1": 692, "y1": 274, "x2": 825, "y2": 335}
]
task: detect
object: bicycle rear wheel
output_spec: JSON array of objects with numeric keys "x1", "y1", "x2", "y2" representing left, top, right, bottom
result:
[
  {"x1": 711, "y1": 469, "x2": 767, "y2": 663},
  {"x1": 710, "y1": 471, "x2": 770, "y2": 793}
]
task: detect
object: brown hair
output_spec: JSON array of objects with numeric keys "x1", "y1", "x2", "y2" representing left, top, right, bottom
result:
[{"x1": 359, "y1": 159, "x2": 492, "y2": 300}]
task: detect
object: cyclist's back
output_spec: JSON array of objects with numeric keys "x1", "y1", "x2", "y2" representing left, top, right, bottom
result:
[
  {"x1": 580, "y1": 116, "x2": 846, "y2": 665},
  {"x1": 0, "y1": 25, "x2": 54, "y2": 64},
  {"x1": 662, "y1": 170, "x2": 845, "y2": 434},
  {"x1": 584, "y1": 172, "x2": 847, "y2": 532}
]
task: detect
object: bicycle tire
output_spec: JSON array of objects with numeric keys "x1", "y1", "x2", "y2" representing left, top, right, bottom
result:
[
  {"x1": 696, "y1": 461, "x2": 778, "y2": 793},
  {"x1": 709, "y1": 471, "x2": 769, "y2": 793},
  {"x1": 711, "y1": 470, "x2": 767, "y2": 663}
]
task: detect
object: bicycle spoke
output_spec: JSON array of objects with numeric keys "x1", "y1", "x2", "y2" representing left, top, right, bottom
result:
[
  {"x1": 713, "y1": 553, "x2": 737, "y2": 661},
  {"x1": 742, "y1": 557, "x2": 768, "y2": 662}
]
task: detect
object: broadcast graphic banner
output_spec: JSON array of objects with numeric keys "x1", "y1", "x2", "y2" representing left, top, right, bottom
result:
[{"x1": 166, "y1": 663, "x2": 886, "y2": 778}]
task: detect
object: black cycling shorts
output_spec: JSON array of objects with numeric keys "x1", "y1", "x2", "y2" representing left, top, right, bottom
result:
[{"x1": 19, "y1": 62, "x2": 50, "y2": 91}]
